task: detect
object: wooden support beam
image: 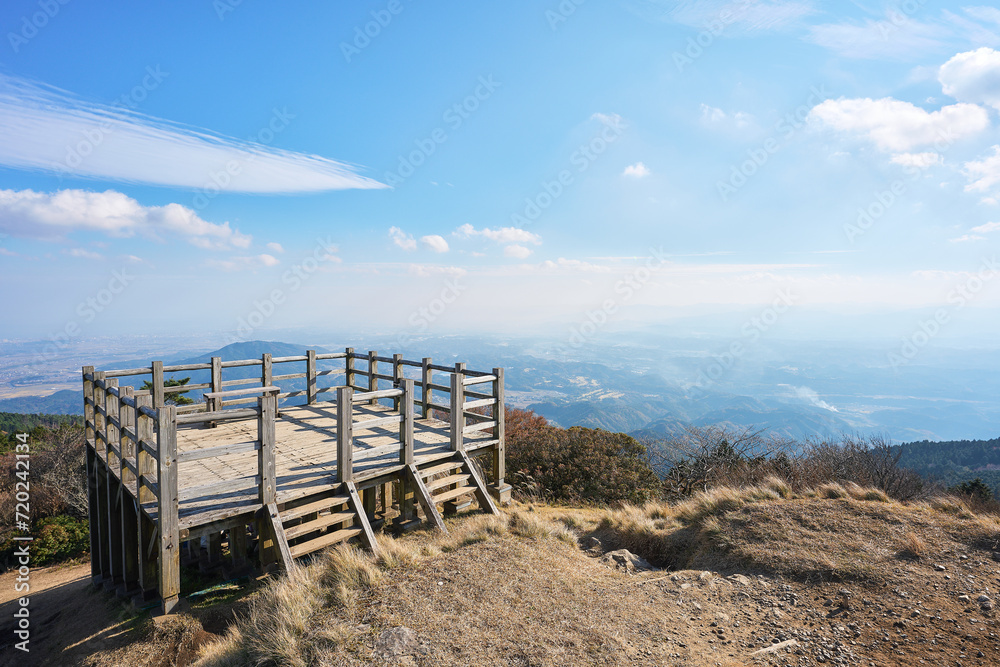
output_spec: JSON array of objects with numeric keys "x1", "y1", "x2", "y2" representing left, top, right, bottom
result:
[
  {"x1": 450, "y1": 363, "x2": 465, "y2": 452},
  {"x1": 491, "y1": 367, "x2": 508, "y2": 503},
  {"x1": 306, "y1": 349, "x2": 317, "y2": 404},
  {"x1": 104, "y1": 379, "x2": 124, "y2": 589},
  {"x1": 367, "y1": 350, "x2": 378, "y2": 405},
  {"x1": 156, "y1": 406, "x2": 180, "y2": 614},
  {"x1": 344, "y1": 480, "x2": 379, "y2": 556},
  {"x1": 392, "y1": 353, "x2": 403, "y2": 412},
  {"x1": 136, "y1": 394, "x2": 155, "y2": 504},
  {"x1": 264, "y1": 503, "x2": 296, "y2": 571},
  {"x1": 458, "y1": 451, "x2": 501, "y2": 516},
  {"x1": 405, "y1": 465, "x2": 447, "y2": 534},
  {"x1": 151, "y1": 361, "x2": 165, "y2": 408},
  {"x1": 421, "y1": 357, "x2": 432, "y2": 419},
  {"x1": 400, "y1": 379, "x2": 414, "y2": 466},
  {"x1": 344, "y1": 347, "x2": 355, "y2": 389},
  {"x1": 82, "y1": 366, "x2": 102, "y2": 584},
  {"x1": 337, "y1": 386, "x2": 354, "y2": 483},
  {"x1": 258, "y1": 392, "x2": 277, "y2": 505}
]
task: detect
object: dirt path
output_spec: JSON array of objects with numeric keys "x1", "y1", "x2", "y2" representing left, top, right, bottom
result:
[{"x1": 0, "y1": 562, "x2": 139, "y2": 666}]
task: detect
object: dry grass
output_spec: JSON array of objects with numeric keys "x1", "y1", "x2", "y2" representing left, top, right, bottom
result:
[{"x1": 898, "y1": 531, "x2": 926, "y2": 560}]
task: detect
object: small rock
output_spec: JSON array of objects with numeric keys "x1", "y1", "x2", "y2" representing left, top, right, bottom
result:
[
  {"x1": 934, "y1": 564, "x2": 946, "y2": 571},
  {"x1": 728, "y1": 574, "x2": 752, "y2": 586},
  {"x1": 599, "y1": 549, "x2": 655, "y2": 573},
  {"x1": 750, "y1": 639, "x2": 798, "y2": 655},
  {"x1": 585, "y1": 536, "x2": 602, "y2": 551},
  {"x1": 959, "y1": 595, "x2": 970, "y2": 602},
  {"x1": 982, "y1": 601, "x2": 994, "y2": 611},
  {"x1": 978, "y1": 594, "x2": 991, "y2": 603},
  {"x1": 373, "y1": 627, "x2": 421, "y2": 660}
]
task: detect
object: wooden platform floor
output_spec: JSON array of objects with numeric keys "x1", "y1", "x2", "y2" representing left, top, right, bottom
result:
[{"x1": 128, "y1": 402, "x2": 497, "y2": 531}]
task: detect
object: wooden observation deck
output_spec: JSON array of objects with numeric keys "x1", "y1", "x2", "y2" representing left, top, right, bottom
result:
[{"x1": 82, "y1": 348, "x2": 509, "y2": 613}]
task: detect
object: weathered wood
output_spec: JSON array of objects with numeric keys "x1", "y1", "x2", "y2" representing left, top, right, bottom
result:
[
  {"x1": 405, "y1": 465, "x2": 447, "y2": 533},
  {"x1": 344, "y1": 480, "x2": 379, "y2": 555},
  {"x1": 458, "y1": 451, "x2": 501, "y2": 516},
  {"x1": 338, "y1": 386, "x2": 354, "y2": 483},
  {"x1": 400, "y1": 379, "x2": 414, "y2": 466},
  {"x1": 177, "y1": 440, "x2": 258, "y2": 463},
  {"x1": 367, "y1": 350, "x2": 378, "y2": 405},
  {"x1": 151, "y1": 361, "x2": 165, "y2": 408},
  {"x1": 265, "y1": 502, "x2": 296, "y2": 571},
  {"x1": 392, "y1": 353, "x2": 403, "y2": 411},
  {"x1": 105, "y1": 379, "x2": 124, "y2": 587},
  {"x1": 82, "y1": 366, "x2": 103, "y2": 583},
  {"x1": 421, "y1": 357, "x2": 433, "y2": 419},
  {"x1": 344, "y1": 347, "x2": 355, "y2": 389},
  {"x1": 307, "y1": 349, "x2": 317, "y2": 404},
  {"x1": 261, "y1": 353, "x2": 272, "y2": 388},
  {"x1": 492, "y1": 367, "x2": 506, "y2": 494},
  {"x1": 156, "y1": 405, "x2": 180, "y2": 614},
  {"x1": 450, "y1": 364, "x2": 465, "y2": 452},
  {"x1": 211, "y1": 356, "x2": 222, "y2": 395},
  {"x1": 352, "y1": 387, "x2": 402, "y2": 402},
  {"x1": 354, "y1": 415, "x2": 403, "y2": 431},
  {"x1": 258, "y1": 392, "x2": 277, "y2": 505}
]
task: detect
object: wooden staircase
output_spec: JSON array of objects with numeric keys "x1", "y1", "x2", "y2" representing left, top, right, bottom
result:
[
  {"x1": 262, "y1": 480, "x2": 378, "y2": 570},
  {"x1": 407, "y1": 451, "x2": 501, "y2": 534}
]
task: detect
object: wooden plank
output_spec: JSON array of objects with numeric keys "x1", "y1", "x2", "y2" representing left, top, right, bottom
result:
[
  {"x1": 265, "y1": 503, "x2": 296, "y2": 571},
  {"x1": 450, "y1": 364, "x2": 465, "y2": 452},
  {"x1": 345, "y1": 347, "x2": 355, "y2": 388},
  {"x1": 433, "y1": 485, "x2": 475, "y2": 504},
  {"x1": 464, "y1": 420, "x2": 497, "y2": 435},
  {"x1": 204, "y1": 386, "x2": 280, "y2": 399},
  {"x1": 463, "y1": 374, "x2": 497, "y2": 386},
  {"x1": 352, "y1": 387, "x2": 402, "y2": 402},
  {"x1": 421, "y1": 358, "x2": 433, "y2": 419},
  {"x1": 289, "y1": 527, "x2": 362, "y2": 559},
  {"x1": 425, "y1": 473, "x2": 471, "y2": 493},
  {"x1": 367, "y1": 350, "x2": 378, "y2": 405},
  {"x1": 284, "y1": 511, "x2": 356, "y2": 540},
  {"x1": 151, "y1": 361, "x2": 165, "y2": 408},
  {"x1": 406, "y1": 464, "x2": 447, "y2": 533},
  {"x1": 353, "y1": 415, "x2": 403, "y2": 431},
  {"x1": 337, "y1": 386, "x2": 353, "y2": 483},
  {"x1": 459, "y1": 451, "x2": 501, "y2": 516},
  {"x1": 344, "y1": 480, "x2": 379, "y2": 555},
  {"x1": 419, "y1": 460, "x2": 465, "y2": 478},
  {"x1": 258, "y1": 392, "x2": 276, "y2": 504},
  {"x1": 464, "y1": 397, "x2": 497, "y2": 410},
  {"x1": 178, "y1": 476, "x2": 260, "y2": 502},
  {"x1": 177, "y1": 440, "x2": 258, "y2": 463},
  {"x1": 261, "y1": 353, "x2": 272, "y2": 388},
  {"x1": 176, "y1": 408, "x2": 258, "y2": 425},
  {"x1": 307, "y1": 349, "x2": 317, "y2": 404},
  {"x1": 211, "y1": 356, "x2": 222, "y2": 397},
  {"x1": 493, "y1": 367, "x2": 506, "y2": 489},
  {"x1": 280, "y1": 494, "x2": 350, "y2": 522},
  {"x1": 353, "y1": 443, "x2": 401, "y2": 463},
  {"x1": 392, "y1": 353, "x2": 403, "y2": 411},
  {"x1": 156, "y1": 405, "x2": 180, "y2": 614},
  {"x1": 401, "y1": 378, "x2": 414, "y2": 465}
]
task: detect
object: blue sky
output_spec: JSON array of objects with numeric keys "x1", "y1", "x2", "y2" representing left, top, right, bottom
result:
[{"x1": 1, "y1": 0, "x2": 999, "y2": 345}]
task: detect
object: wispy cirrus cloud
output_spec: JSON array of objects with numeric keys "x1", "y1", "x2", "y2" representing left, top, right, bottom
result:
[
  {"x1": 0, "y1": 188, "x2": 252, "y2": 249},
  {"x1": 0, "y1": 74, "x2": 386, "y2": 192}
]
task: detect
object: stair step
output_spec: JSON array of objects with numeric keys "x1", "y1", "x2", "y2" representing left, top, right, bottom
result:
[
  {"x1": 284, "y1": 511, "x2": 356, "y2": 540},
  {"x1": 419, "y1": 460, "x2": 464, "y2": 478},
  {"x1": 289, "y1": 527, "x2": 363, "y2": 558},
  {"x1": 425, "y1": 473, "x2": 471, "y2": 493},
  {"x1": 280, "y1": 494, "x2": 350, "y2": 522},
  {"x1": 433, "y1": 485, "x2": 476, "y2": 504}
]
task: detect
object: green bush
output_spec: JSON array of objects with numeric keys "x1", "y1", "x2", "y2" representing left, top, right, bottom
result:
[
  {"x1": 1, "y1": 515, "x2": 89, "y2": 569},
  {"x1": 505, "y1": 408, "x2": 660, "y2": 505}
]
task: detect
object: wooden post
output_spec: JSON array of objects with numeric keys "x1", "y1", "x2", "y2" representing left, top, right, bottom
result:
[
  {"x1": 392, "y1": 353, "x2": 403, "y2": 412},
  {"x1": 135, "y1": 394, "x2": 157, "y2": 599},
  {"x1": 82, "y1": 367, "x2": 102, "y2": 584},
  {"x1": 151, "y1": 361, "x2": 165, "y2": 408},
  {"x1": 261, "y1": 353, "x2": 273, "y2": 387},
  {"x1": 368, "y1": 350, "x2": 378, "y2": 405},
  {"x1": 450, "y1": 363, "x2": 465, "y2": 452},
  {"x1": 306, "y1": 349, "x2": 317, "y2": 404},
  {"x1": 105, "y1": 379, "x2": 124, "y2": 589},
  {"x1": 119, "y1": 387, "x2": 140, "y2": 596},
  {"x1": 258, "y1": 392, "x2": 277, "y2": 505},
  {"x1": 491, "y1": 367, "x2": 508, "y2": 503},
  {"x1": 337, "y1": 386, "x2": 354, "y2": 483},
  {"x1": 92, "y1": 372, "x2": 110, "y2": 582},
  {"x1": 156, "y1": 406, "x2": 180, "y2": 614},
  {"x1": 421, "y1": 357, "x2": 432, "y2": 419},
  {"x1": 345, "y1": 347, "x2": 355, "y2": 389},
  {"x1": 400, "y1": 379, "x2": 414, "y2": 466},
  {"x1": 210, "y1": 356, "x2": 222, "y2": 395}
]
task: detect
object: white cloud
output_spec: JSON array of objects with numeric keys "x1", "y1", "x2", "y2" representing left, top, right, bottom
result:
[
  {"x1": 0, "y1": 74, "x2": 385, "y2": 192},
  {"x1": 389, "y1": 226, "x2": 417, "y2": 251},
  {"x1": 539, "y1": 257, "x2": 611, "y2": 273},
  {"x1": 64, "y1": 247, "x2": 103, "y2": 260},
  {"x1": 266, "y1": 242, "x2": 284, "y2": 253},
  {"x1": 420, "y1": 234, "x2": 450, "y2": 253},
  {"x1": 952, "y1": 220, "x2": 1000, "y2": 242},
  {"x1": 0, "y1": 188, "x2": 252, "y2": 249},
  {"x1": 454, "y1": 223, "x2": 541, "y2": 245},
  {"x1": 808, "y1": 17, "x2": 948, "y2": 60},
  {"x1": 808, "y1": 97, "x2": 989, "y2": 151},
  {"x1": 939, "y1": 48, "x2": 1000, "y2": 110},
  {"x1": 208, "y1": 254, "x2": 280, "y2": 271},
  {"x1": 623, "y1": 162, "x2": 651, "y2": 178},
  {"x1": 504, "y1": 244, "x2": 533, "y2": 259},
  {"x1": 890, "y1": 152, "x2": 944, "y2": 168},
  {"x1": 407, "y1": 264, "x2": 467, "y2": 278},
  {"x1": 699, "y1": 104, "x2": 753, "y2": 129},
  {"x1": 963, "y1": 145, "x2": 1000, "y2": 194},
  {"x1": 972, "y1": 221, "x2": 1000, "y2": 233}
]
